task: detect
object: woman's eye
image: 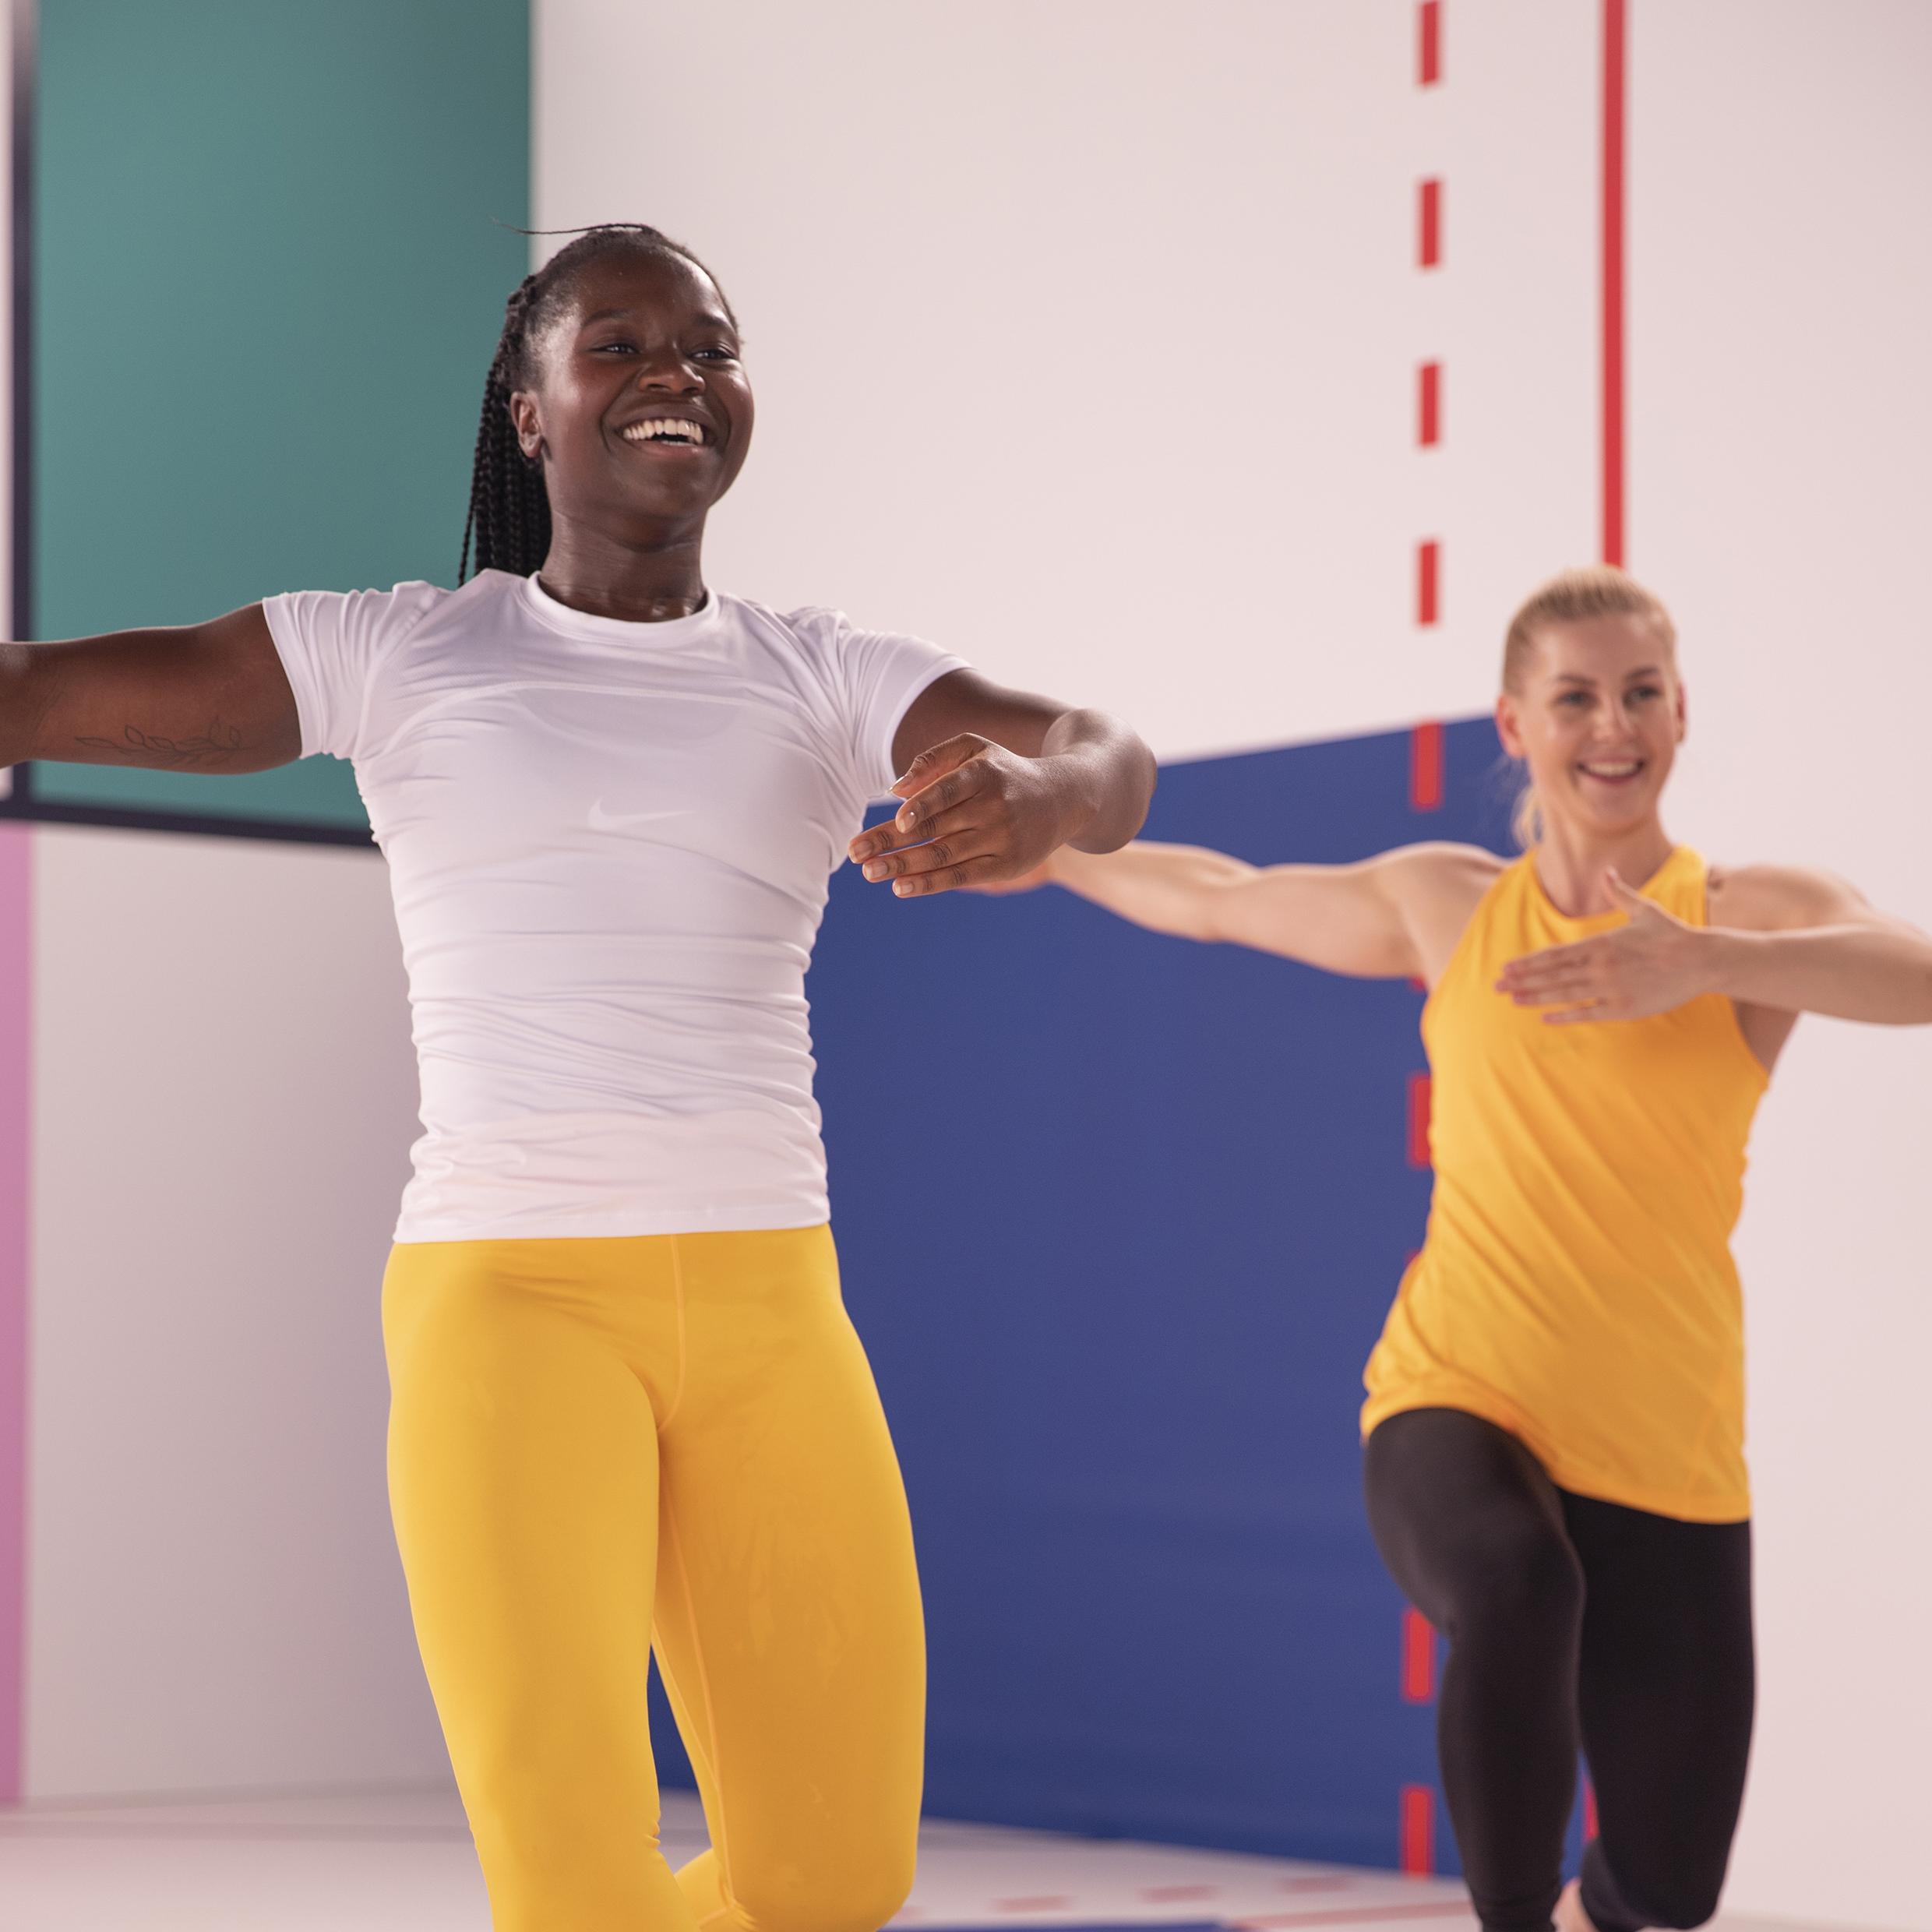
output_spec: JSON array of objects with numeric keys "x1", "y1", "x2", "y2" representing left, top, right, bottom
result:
[
  {"x1": 1630, "y1": 685, "x2": 1662, "y2": 702},
  {"x1": 693, "y1": 346, "x2": 739, "y2": 362},
  {"x1": 591, "y1": 340, "x2": 638, "y2": 355},
  {"x1": 1557, "y1": 692, "x2": 1590, "y2": 707}
]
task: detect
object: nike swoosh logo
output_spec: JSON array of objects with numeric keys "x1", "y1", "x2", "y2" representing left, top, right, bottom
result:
[{"x1": 587, "y1": 802, "x2": 689, "y2": 832}]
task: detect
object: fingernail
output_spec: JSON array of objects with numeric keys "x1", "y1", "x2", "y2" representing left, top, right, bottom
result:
[
  {"x1": 897, "y1": 813, "x2": 916, "y2": 833},
  {"x1": 894, "y1": 880, "x2": 911, "y2": 896},
  {"x1": 864, "y1": 862, "x2": 887, "y2": 881},
  {"x1": 852, "y1": 838, "x2": 876, "y2": 860}
]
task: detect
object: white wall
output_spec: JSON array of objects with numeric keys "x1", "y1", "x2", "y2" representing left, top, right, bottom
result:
[
  {"x1": 1631, "y1": 6, "x2": 1932, "y2": 1925},
  {"x1": 537, "y1": 0, "x2": 1595, "y2": 758},
  {"x1": 26, "y1": 827, "x2": 444, "y2": 1796},
  {"x1": 540, "y1": 3, "x2": 1932, "y2": 1925}
]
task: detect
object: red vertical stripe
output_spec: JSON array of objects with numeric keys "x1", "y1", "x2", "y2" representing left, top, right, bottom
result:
[
  {"x1": 1416, "y1": 540, "x2": 1440, "y2": 626},
  {"x1": 1585, "y1": 1779, "x2": 1599, "y2": 1841},
  {"x1": 1601, "y1": 0, "x2": 1627, "y2": 565},
  {"x1": 1401, "y1": 1608, "x2": 1435, "y2": 1701},
  {"x1": 1418, "y1": 2, "x2": 1441, "y2": 86},
  {"x1": 1417, "y1": 178, "x2": 1442, "y2": 268},
  {"x1": 1407, "y1": 1074, "x2": 1433, "y2": 1169},
  {"x1": 1400, "y1": 1786, "x2": 1436, "y2": 1875},
  {"x1": 1408, "y1": 721, "x2": 1444, "y2": 812},
  {"x1": 1417, "y1": 361, "x2": 1440, "y2": 446}
]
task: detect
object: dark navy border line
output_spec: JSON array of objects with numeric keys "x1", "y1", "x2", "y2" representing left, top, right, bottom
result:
[{"x1": 4, "y1": 799, "x2": 372, "y2": 848}]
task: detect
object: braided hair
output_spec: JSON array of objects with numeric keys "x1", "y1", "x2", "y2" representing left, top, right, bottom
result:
[{"x1": 460, "y1": 224, "x2": 738, "y2": 583}]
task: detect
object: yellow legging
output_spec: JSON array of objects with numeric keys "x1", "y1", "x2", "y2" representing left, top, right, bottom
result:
[{"x1": 383, "y1": 1225, "x2": 925, "y2": 1932}]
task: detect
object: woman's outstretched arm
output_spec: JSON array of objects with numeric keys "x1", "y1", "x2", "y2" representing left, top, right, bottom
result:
[
  {"x1": 1035, "y1": 839, "x2": 1501, "y2": 982},
  {"x1": 1499, "y1": 865, "x2": 1932, "y2": 1026},
  {"x1": 0, "y1": 605, "x2": 300, "y2": 772}
]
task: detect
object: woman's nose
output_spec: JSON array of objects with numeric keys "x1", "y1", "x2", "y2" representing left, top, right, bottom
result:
[{"x1": 636, "y1": 351, "x2": 703, "y2": 393}]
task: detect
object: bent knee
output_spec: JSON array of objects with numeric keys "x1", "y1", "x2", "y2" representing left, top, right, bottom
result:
[
  {"x1": 1590, "y1": 1848, "x2": 1727, "y2": 1932},
  {"x1": 1444, "y1": 1529, "x2": 1585, "y2": 1644},
  {"x1": 728, "y1": 1842, "x2": 917, "y2": 1932},
  {"x1": 1620, "y1": 1878, "x2": 1724, "y2": 1930}
]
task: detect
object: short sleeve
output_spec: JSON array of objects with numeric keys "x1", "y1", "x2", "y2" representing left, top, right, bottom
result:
[
  {"x1": 261, "y1": 582, "x2": 442, "y2": 761},
  {"x1": 789, "y1": 608, "x2": 966, "y2": 799}
]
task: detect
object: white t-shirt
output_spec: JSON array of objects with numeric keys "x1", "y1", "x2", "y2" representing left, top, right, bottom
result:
[{"x1": 264, "y1": 569, "x2": 963, "y2": 1243}]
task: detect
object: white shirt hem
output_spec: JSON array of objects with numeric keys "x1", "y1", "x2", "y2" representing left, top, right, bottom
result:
[{"x1": 390, "y1": 1195, "x2": 833, "y2": 1246}]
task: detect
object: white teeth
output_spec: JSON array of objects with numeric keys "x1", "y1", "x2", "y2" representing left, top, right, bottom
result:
[
  {"x1": 621, "y1": 418, "x2": 707, "y2": 446},
  {"x1": 1582, "y1": 761, "x2": 1641, "y2": 777}
]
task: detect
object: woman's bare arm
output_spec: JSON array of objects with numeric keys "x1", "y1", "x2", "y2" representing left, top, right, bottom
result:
[
  {"x1": 1042, "y1": 840, "x2": 1501, "y2": 982},
  {"x1": 1498, "y1": 863, "x2": 1932, "y2": 1027},
  {"x1": 0, "y1": 605, "x2": 301, "y2": 773}
]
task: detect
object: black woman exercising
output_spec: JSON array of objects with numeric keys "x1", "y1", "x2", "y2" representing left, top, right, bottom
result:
[{"x1": 0, "y1": 224, "x2": 1155, "y2": 1930}]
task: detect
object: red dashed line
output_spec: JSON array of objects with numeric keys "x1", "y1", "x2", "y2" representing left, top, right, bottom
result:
[
  {"x1": 1401, "y1": 1606, "x2": 1436, "y2": 1702},
  {"x1": 1416, "y1": 179, "x2": 1442, "y2": 268},
  {"x1": 1408, "y1": 722, "x2": 1444, "y2": 811},
  {"x1": 1417, "y1": 361, "x2": 1440, "y2": 446},
  {"x1": 1139, "y1": 1886, "x2": 1222, "y2": 1902},
  {"x1": 1399, "y1": 1786, "x2": 1436, "y2": 1876},
  {"x1": 1277, "y1": 1876, "x2": 1356, "y2": 1894},
  {"x1": 1418, "y1": 1, "x2": 1442, "y2": 86},
  {"x1": 995, "y1": 1899, "x2": 1076, "y2": 1914},
  {"x1": 1402, "y1": 12, "x2": 1449, "y2": 1893}
]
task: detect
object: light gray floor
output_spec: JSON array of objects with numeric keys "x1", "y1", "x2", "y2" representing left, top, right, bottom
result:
[{"x1": 0, "y1": 1784, "x2": 1850, "y2": 1932}]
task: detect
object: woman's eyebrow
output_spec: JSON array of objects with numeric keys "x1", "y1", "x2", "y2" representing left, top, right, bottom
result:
[{"x1": 577, "y1": 306, "x2": 737, "y2": 332}]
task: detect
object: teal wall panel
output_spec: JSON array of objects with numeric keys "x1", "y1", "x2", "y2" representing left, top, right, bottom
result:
[{"x1": 31, "y1": 0, "x2": 529, "y2": 831}]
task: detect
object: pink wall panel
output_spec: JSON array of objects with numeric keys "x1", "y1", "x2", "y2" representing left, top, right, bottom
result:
[{"x1": 0, "y1": 823, "x2": 30, "y2": 1804}]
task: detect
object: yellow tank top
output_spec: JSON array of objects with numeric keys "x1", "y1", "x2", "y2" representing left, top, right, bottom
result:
[{"x1": 1361, "y1": 846, "x2": 1768, "y2": 1521}]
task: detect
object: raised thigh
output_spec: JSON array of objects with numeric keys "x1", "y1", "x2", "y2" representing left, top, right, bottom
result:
[
  {"x1": 383, "y1": 1240, "x2": 690, "y2": 1932},
  {"x1": 1363, "y1": 1407, "x2": 1580, "y2": 1635},
  {"x1": 654, "y1": 1226, "x2": 925, "y2": 1932}
]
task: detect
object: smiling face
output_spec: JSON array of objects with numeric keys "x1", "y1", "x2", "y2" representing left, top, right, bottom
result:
[
  {"x1": 508, "y1": 246, "x2": 754, "y2": 541},
  {"x1": 1495, "y1": 612, "x2": 1686, "y2": 840}
]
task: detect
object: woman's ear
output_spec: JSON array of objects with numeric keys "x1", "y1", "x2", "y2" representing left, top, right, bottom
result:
[
  {"x1": 1495, "y1": 690, "x2": 1526, "y2": 760},
  {"x1": 1675, "y1": 677, "x2": 1689, "y2": 745},
  {"x1": 509, "y1": 392, "x2": 545, "y2": 462}
]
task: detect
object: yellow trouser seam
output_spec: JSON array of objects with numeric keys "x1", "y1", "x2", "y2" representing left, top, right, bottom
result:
[
  {"x1": 662, "y1": 1492, "x2": 734, "y2": 1915},
  {"x1": 659, "y1": 1232, "x2": 691, "y2": 1433}
]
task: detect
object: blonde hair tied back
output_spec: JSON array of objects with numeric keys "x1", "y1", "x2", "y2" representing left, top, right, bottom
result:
[{"x1": 1500, "y1": 565, "x2": 1677, "y2": 848}]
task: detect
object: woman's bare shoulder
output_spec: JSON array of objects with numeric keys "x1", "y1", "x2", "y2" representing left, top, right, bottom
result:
[{"x1": 1707, "y1": 860, "x2": 1870, "y2": 932}]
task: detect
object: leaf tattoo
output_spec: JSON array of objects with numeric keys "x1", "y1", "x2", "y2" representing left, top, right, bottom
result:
[{"x1": 76, "y1": 718, "x2": 248, "y2": 770}]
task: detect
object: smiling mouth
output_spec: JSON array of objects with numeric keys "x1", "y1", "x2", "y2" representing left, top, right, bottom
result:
[
  {"x1": 620, "y1": 418, "x2": 713, "y2": 450},
  {"x1": 1578, "y1": 760, "x2": 1645, "y2": 784}
]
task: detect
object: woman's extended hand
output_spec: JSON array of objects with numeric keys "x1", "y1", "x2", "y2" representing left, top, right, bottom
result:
[
  {"x1": 1497, "y1": 869, "x2": 1715, "y2": 1023},
  {"x1": 847, "y1": 735, "x2": 1082, "y2": 898}
]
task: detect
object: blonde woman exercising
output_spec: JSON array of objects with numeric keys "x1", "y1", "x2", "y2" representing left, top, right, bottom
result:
[{"x1": 996, "y1": 566, "x2": 1932, "y2": 1932}]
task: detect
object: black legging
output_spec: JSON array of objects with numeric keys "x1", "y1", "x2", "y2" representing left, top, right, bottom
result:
[{"x1": 1363, "y1": 1408, "x2": 1754, "y2": 1932}]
